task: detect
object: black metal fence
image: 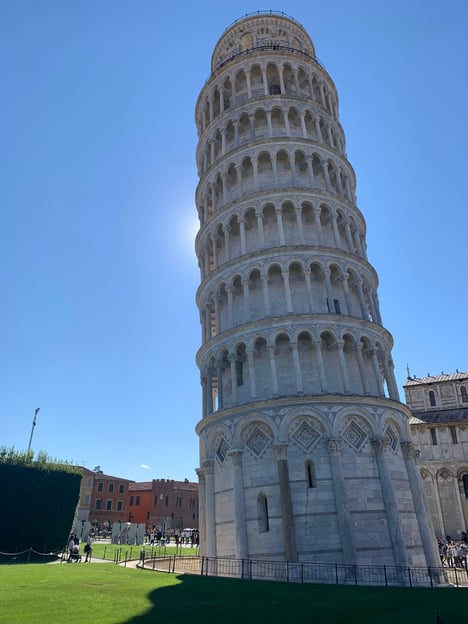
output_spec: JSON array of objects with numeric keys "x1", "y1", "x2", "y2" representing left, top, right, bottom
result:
[
  {"x1": 140, "y1": 554, "x2": 468, "y2": 589},
  {"x1": 0, "y1": 548, "x2": 61, "y2": 564}
]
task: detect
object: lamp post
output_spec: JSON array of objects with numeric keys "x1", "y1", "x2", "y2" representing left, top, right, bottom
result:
[{"x1": 27, "y1": 408, "x2": 40, "y2": 456}]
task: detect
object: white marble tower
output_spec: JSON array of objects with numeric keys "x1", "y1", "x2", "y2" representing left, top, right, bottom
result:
[{"x1": 194, "y1": 11, "x2": 439, "y2": 568}]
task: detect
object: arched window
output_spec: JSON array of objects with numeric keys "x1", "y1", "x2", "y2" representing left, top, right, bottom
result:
[
  {"x1": 429, "y1": 390, "x2": 436, "y2": 407},
  {"x1": 463, "y1": 474, "x2": 468, "y2": 499},
  {"x1": 257, "y1": 493, "x2": 269, "y2": 532},
  {"x1": 461, "y1": 386, "x2": 468, "y2": 403},
  {"x1": 305, "y1": 460, "x2": 317, "y2": 488}
]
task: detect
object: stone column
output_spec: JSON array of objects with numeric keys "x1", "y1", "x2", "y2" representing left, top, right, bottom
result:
[
  {"x1": 340, "y1": 274, "x2": 351, "y2": 315},
  {"x1": 229, "y1": 353, "x2": 238, "y2": 403},
  {"x1": 256, "y1": 210, "x2": 265, "y2": 247},
  {"x1": 275, "y1": 208, "x2": 286, "y2": 245},
  {"x1": 206, "y1": 367, "x2": 213, "y2": 414},
  {"x1": 307, "y1": 155, "x2": 316, "y2": 187},
  {"x1": 336, "y1": 339, "x2": 350, "y2": 393},
  {"x1": 221, "y1": 128, "x2": 226, "y2": 155},
  {"x1": 433, "y1": 473, "x2": 446, "y2": 538},
  {"x1": 319, "y1": 83, "x2": 326, "y2": 108},
  {"x1": 371, "y1": 438, "x2": 409, "y2": 568},
  {"x1": 326, "y1": 439, "x2": 357, "y2": 565},
  {"x1": 247, "y1": 348, "x2": 257, "y2": 399},
  {"x1": 323, "y1": 269, "x2": 335, "y2": 312},
  {"x1": 401, "y1": 442, "x2": 444, "y2": 570},
  {"x1": 279, "y1": 68, "x2": 285, "y2": 95},
  {"x1": 242, "y1": 278, "x2": 250, "y2": 322},
  {"x1": 293, "y1": 68, "x2": 300, "y2": 93},
  {"x1": 453, "y1": 473, "x2": 466, "y2": 535},
  {"x1": 273, "y1": 444, "x2": 298, "y2": 562},
  {"x1": 245, "y1": 70, "x2": 252, "y2": 98},
  {"x1": 330, "y1": 212, "x2": 341, "y2": 248},
  {"x1": 370, "y1": 349, "x2": 385, "y2": 397},
  {"x1": 304, "y1": 269, "x2": 314, "y2": 312},
  {"x1": 336, "y1": 169, "x2": 344, "y2": 195},
  {"x1": 268, "y1": 345, "x2": 279, "y2": 396},
  {"x1": 314, "y1": 339, "x2": 328, "y2": 393},
  {"x1": 226, "y1": 286, "x2": 234, "y2": 328},
  {"x1": 356, "y1": 343, "x2": 370, "y2": 394},
  {"x1": 195, "y1": 468, "x2": 207, "y2": 556},
  {"x1": 214, "y1": 295, "x2": 221, "y2": 334},
  {"x1": 219, "y1": 87, "x2": 225, "y2": 113},
  {"x1": 261, "y1": 66, "x2": 268, "y2": 95},
  {"x1": 356, "y1": 279, "x2": 368, "y2": 319},
  {"x1": 367, "y1": 287, "x2": 378, "y2": 323},
  {"x1": 283, "y1": 110, "x2": 291, "y2": 135},
  {"x1": 261, "y1": 271, "x2": 271, "y2": 316},
  {"x1": 322, "y1": 160, "x2": 332, "y2": 192},
  {"x1": 252, "y1": 160, "x2": 259, "y2": 190},
  {"x1": 386, "y1": 358, "x2": 400, "y2": 401},
  {"x1": 282, "y1": 271, "x2": 293, "y2": 313},
  {"x1": 210, "y1": 139, "x2": 215, "y2": 165},
  {"x1": 212, "y1": 235, "x2": 218, "y2": 270},
  {"x1": 224, "y1": 225, "x2": 231, "y2": 261},
  {"x1": 239, "y1": 217, "x2": 246, "y2": 255},
  {"x1": 249, "y1": 114, "x2": 255, "y2": 141},
  {"x1": 343, "y1": 218, "x2": 354, "y2": 253},
  {"x1": 353, "y1": 226, "x2": 365, "y2": 258},
  {"x1": 202, "y1": 460, "x2": 216, "y2": 558},
  {"x1": 313, "y1": 206, "x2": 324, "y2": 245},
  {"x1": 216, "y1": 361, "x2": 224, "y2": 410},
  {"x1": 201, "y1": 376, "x2": 207, "y2": 418},
  {"x1": 300, "y1": 111, "x2": 307, "y2": 139},
  {"x1": 233, "y1": 120, "x2": 239, "y2": 147},
  {"x1": 290, "y1": 341, "x2": 304, "y2": 394},
  {"x1": 382, "y1": 356, "x2": 398, "y2": 401},
  {"x1": 228, "y1": 449, "x2": 249, "y2": 560},
  {"x1": 266, "y1": 110, "x2": 273, "y2": 137},
  {"x1": 295, "y1": 206, "x2": 305, "y2": 244},
  {"x1": 314, "y1": 117, "x2": 323, "y2": 143}
]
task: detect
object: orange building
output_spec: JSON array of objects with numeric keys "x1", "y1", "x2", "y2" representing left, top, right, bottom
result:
[
  {"x1": 127, "y1": 481, "x2": 153, "y2": 525},
  {"x1": 88, "y1": 470, "x2": 134, "y2": 528},
  {"x1": 128, "y1": 478, "x2": 198, "y2": 531}
]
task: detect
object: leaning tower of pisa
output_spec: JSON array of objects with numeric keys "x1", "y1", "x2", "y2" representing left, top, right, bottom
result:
[{"x1": 194, "y1": 11, "x2": 439, "y2": 568}]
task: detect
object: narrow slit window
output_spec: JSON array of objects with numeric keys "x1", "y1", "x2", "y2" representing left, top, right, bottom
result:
[
  {"x1": 257, "y1": 493, "x2": 269, "y2": 532},
  {"x1": 305, "y1": 460, "x2": 317, "y2": 488},
  {"x1": 430, "y1": 428, "x2": 438, "y2": 445},
  {"x1": 450, "y1": 426, "x2": 458, "y2": 444},
  {"x1": 429, "y1": 390, "x2": 436, "y2": 407}
]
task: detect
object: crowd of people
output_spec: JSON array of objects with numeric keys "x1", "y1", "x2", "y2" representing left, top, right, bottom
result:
[
  {"x1": 438, "y1": 533, "x2": 468, "y2": 568},
  {"x1": 144, "y1": 529, "x2": 199, "y2": 548},
  {"x1": 67, "y1": 533, "x2": 93, "y2": 562}
]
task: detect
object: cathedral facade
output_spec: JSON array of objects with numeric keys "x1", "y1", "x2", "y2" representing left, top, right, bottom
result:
[
  {"x1": 406, "y1": 371, "x2": 468, "y2": 541},
  {"x1": 194, "y1": 11, "x2": 439, "y2": 568}
]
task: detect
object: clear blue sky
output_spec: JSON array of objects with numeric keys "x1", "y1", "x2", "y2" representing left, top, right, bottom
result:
[{"x1": 1, "y1": 1, "x2": 467, "y2": 482}]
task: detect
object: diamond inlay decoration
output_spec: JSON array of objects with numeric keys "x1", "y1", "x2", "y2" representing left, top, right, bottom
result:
[
  {"x1": 385, "y1": 426, "x2": 399, "y2": 452},
  {"x1": 245, "y1": 425, "x2": 272, "y2": 458},
  {"x1": 215, "y1": 437, "x2": 230, "y2": 465},
  {"x1": 342, "y1": 420, "x2": 368, "y2": 452},
  {"x1": 291, "y1": 422, "x2": 321, "y2": 452}
]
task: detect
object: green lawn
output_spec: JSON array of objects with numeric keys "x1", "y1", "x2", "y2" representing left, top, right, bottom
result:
[
  {"x1": 86, "y1": 541, "x2": 198, "y2": 562},
  {"x1": 0, "y1": 562, "x2": 466, "y2": 624}
]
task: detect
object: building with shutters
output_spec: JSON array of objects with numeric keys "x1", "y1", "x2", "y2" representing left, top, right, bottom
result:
[{"x1": 405, "y1": 371, "x2": 468, "y2": 540}]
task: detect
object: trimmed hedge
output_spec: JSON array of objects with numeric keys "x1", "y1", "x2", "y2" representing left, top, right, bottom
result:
[{"x1": 0, "y1": 449, "x2": 81, "y2": 552}]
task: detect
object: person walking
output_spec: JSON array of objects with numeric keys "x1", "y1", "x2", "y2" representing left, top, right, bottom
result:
[{"x1": 84, "y1": 540, "x2": 93, "y2": 563}]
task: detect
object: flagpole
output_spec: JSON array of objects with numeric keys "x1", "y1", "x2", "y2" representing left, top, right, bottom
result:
[{"x1": 27, "y1": 408, "x2": 40, "y2": 456}]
